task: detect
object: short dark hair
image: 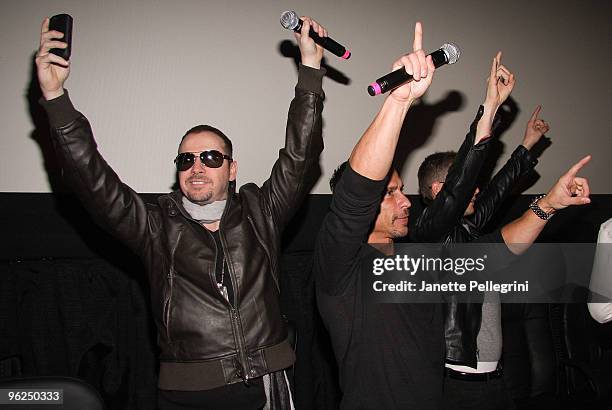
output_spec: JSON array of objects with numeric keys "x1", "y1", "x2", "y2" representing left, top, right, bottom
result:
[
  {"x1": 180, "y1": 125, "x2": 233, "y2": 157},
  {"x1": 329, "y1": 161, "x2": 349, "y2": 192},
  {"x1": 417, "y1": 151, "x2": 456, "y2": 200}
]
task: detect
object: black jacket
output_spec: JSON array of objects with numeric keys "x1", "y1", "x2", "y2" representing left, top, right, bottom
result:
[
  {"x1": 41, "y1": 65, "x2": 325, "y2": 390},
  {"x1": 411, "y1": 106, "x2": 537, "y2": 367}
]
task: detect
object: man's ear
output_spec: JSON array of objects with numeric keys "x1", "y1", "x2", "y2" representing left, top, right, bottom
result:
[
  {"x1": 229, "y1": 160, "x2": 237, "y2": 182},
  {"x1": 431, "y1": 181, "x2": 444, "y2": 199}
]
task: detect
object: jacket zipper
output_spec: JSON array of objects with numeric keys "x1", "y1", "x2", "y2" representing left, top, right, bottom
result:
[
  {"x1": 209, "y1": 193, "x2": 251, "y2": 382},
  {"x1": 166, "y1": 192, "x2": 251, "y2": 381},
  {"x1": 165, "y1": 229, "x2": 183, "y2": 342},
  {"x1": 163, "y1": 271, "x2": 174, "y2": 342},
  {"x1": 219, "y1": 229, "x2": 252, "y2": 382}
]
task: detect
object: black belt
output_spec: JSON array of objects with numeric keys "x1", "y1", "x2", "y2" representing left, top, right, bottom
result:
[{"x1": 444, "y1": 367, "x2": 503, "y2": 381}]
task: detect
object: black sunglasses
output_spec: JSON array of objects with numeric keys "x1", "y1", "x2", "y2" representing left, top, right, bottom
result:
[{"x1": 174, "y1": 150, "x2": 232, "y2": 171}]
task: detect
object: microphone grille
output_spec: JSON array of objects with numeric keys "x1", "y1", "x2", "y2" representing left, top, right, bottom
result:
[
  {"x1": 441, "y1": 43, "x2": 461, "y2": 64},
  {"x1": 280, "y1": 10, "x2": 299, "y2": 30}
]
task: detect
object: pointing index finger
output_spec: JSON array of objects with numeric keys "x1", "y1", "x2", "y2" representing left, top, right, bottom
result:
[
  {"x1": 566, "y1": 155, "x2": 592, "y2": 178},
  {"x1": 413, "y1": 22, "x2": 423, "y2": 51},
  {"x1": 489, "y1": 55, "x2": 497, "y2": 84},
  {"x1": 41, "y1": 17, "x2": 50, "y2": 33},
  {"x1": 530, "y1": 105, "x2": 542, "y2": 122}
]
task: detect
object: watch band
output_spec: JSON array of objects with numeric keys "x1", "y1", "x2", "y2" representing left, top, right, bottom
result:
[{"x1": 529, "y1": 194, "x2": 554, "y2": 221}]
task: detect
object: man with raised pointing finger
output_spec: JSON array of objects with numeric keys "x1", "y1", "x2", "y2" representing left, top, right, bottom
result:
[
  {"x1": 313, "y1": 21, "x2": 592, "y2": 409},
  {"x1": 35, "y1": 14, "x2": 328, "y2": 410}
]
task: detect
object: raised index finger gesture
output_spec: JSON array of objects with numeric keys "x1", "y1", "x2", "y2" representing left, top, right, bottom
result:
[
  {"x1": 413, "y1": 21, "x2": 422, "y2": 52},
  {"x1": 541, "y1": 155, "x2": 592, "y2": 212},
  {"x1": 523, "y1": 105, "x2": 550, "y2": 149},
  {"x1": 529, "y1": 105, "x2": 542, "y2": 123},
  {"x1": 484, "y1": 51, "x2": 515, "y2": 109},
  {"x1": 565, "y1": 155, "x2": 591, "y2": 181},
  {"x1": 389, "y1": 22, "x2": 435, "y2": 103}
]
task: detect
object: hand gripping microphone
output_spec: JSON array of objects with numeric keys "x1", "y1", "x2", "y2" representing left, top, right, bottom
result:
[
  {"x1": 280, "y1": 11, "x2": 351, "y2": 59},
  {"x1": 367, "y1": 43, "x2": 460, "y2": 96}
]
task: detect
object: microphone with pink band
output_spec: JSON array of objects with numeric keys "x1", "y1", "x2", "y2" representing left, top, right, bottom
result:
[
  {"x1": 280, "y1": 11, "x2": 351, "y2": 60},
  {"x1": 367, "y1": 43, "x2": 460, "y2": 96}
]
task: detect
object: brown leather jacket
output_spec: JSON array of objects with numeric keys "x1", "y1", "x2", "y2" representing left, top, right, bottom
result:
[{"x1": 41, "y1": 65, "x2": 325, "y2": 390}]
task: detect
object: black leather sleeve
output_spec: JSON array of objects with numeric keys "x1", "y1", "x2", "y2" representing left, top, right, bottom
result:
[
  {"x1": 260, "y1": 64, "x2": 325, "y2": 231},
  {"x1": 41, "y1": 91, "x2": 156, "y2": 256},
  {"x1": 471, "y1": 144, "x2": 537, "y2": 229},
  {"x1": 411, "y1": 106, "x2": 492, "y2": 242}
]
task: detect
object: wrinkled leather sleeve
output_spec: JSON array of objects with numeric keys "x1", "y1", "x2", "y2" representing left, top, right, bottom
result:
[
  {"x1": 470, "y1": 145, "x2": 537, "y2": 229},
  {"x1": 411, "y1": 106, "x2": 491, "y2": 243},
  {"x1": 41, "y1": 91, "x2": 160, "y2": 256},
  {"x1": 260, "y1": 64, "x2": 325, "y2": 231}
]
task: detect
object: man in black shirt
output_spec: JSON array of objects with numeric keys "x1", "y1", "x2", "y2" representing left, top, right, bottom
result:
[{"x1": 314, "y1": 23, "x2": 592, "y2": 410}]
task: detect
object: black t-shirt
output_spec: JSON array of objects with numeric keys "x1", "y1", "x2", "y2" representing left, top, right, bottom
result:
[
  {"x1": 314, "y1": 165, "x2": 445, "y2": 409},
  {"x1": 158, "y1": 377, "x2": 265, "y2": 410}
]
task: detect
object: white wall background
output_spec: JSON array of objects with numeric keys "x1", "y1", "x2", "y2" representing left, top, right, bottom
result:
[{"x1": 1, "y1": 0, "x2": 610, "y2": 194}]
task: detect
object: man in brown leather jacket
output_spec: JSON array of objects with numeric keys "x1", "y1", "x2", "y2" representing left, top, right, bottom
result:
[{"x1": 35, "y1": 15, "x2": 327, "y2": 410}]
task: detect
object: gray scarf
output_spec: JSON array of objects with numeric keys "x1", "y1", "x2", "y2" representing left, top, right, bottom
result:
[{"x1": 182, "y1": 197, "x2": 227, "y2": 224}]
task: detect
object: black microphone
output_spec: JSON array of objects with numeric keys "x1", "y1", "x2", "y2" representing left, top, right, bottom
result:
[
  {"x1": 280, "y1": 11, "x2": 351, "y2": 60},
  {"x1": 367, "y1": 43, "x2": 460, "y2": 96}
]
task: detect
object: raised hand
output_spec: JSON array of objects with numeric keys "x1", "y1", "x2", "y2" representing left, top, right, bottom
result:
[
  {"x1": 388, "y1": 22, "x2": 435, "y2": 104},
  {"x1": 294, "y1": 16, "x2": 326, "y2": 69},
  {"x1": 539, "y1": 155, "x2": 592, "y2": 213},
  {"x1": 484, "y1": 51, "x2": 515, "y2": 110},
  {"x1": 475, "y1": 51, "x2": 516, "y2": 142},
  {"x1": 522, "y1": 105, "x2": 550, "y2": 150},
  {"x1": 35, "y1": 17, "x2": 70, "y2": 100}
]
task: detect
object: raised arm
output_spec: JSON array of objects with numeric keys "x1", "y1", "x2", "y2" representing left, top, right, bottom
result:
[
  {"x1": 349, "y1": 22, "x2": 435, "y2": 180},
  {"x1": 471, "y1": 105, "x2": 548, "y2": 228},
  {"x1": 315, "y1": 23, "x2": 434, "y2": 294},
  {"x1": 521, "y1": 105, "x2": 549, "y2": 150},
  {"x1": 261, "y1": 17, "x2": 326, "y2": 230},
  {"x1": 475, "y1": 51, "x2": 516, "y2": 143},
  {"x1": 412, "y1": 53, "x2": 516, "y2": 242},
  {"x1": 501, "y1": 155, "x2": 592, "y2": 252},
  {"x1": 412, "y1": 111, "x2": 491, "y2": 242},
  {"x1": 36, "y1": 17, "x2": 153, "y2": 255}
]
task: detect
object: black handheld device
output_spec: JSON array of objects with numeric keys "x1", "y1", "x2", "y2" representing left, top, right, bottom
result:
[{"x1": 49, "y1": 14, "x2": 73, "y2": 60}]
